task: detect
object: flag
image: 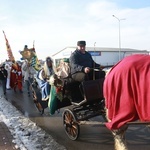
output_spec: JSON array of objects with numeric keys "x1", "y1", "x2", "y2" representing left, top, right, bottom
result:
[
  {"x1": 2, "y1": 31, "x2": 15, "y2": 61},
  {"x1": 30, "y1": 53, "x2": 41, "y2": 71},
  {"x1": 30, "y1": 41, "x2": 41, "y2": 71}
]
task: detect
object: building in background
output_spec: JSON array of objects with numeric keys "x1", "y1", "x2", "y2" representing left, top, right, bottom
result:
[{"x1": 52, "y1": 47, "x2": 149, "y2": 67}]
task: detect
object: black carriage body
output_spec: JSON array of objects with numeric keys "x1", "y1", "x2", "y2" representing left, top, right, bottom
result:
[
  {"x1": 62, "y1": 78, "x2": 106, "y2": 140},
  {"x1": 70, "y1": 78, "x2": 105, "y2": 121},
  {"x1": 30, "y1": 74, "x2": 106, "y2": 140}
]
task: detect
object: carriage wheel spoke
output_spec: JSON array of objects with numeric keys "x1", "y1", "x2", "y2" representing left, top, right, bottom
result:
[
  {"x1": 70, "y1": 127, "x2": 75, "y2": 136},
  {"x1": 71, "y1": 125, "x2": 77, "y2": 136},
  {"x1": 64, "y1": 119, "x2": 70, "y2": 124},
  {"x1": 64, "y1": 113, "x2": 71, "y2": 124},
  {"x1": 72, "y1": 124, "x2": 77, "y2": 130},
  {"x1": 68, "y1": 112, "x2": 72, "y2": 120}
]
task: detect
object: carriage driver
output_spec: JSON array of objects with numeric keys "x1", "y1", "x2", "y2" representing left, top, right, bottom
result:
[{"x1": 69, "y1": 40, "x2": 105, "y2": 81}]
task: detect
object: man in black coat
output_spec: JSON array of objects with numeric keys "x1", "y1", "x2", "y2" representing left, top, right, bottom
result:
[
  {"x1": 69, "y1": 40, "x2": 105, "y2": 81},
  {"x1": 69, "y1": 41, "x2": 105, "y2": 102},
  {"x1": 0, "y1": 64, "x2": 8, "y2": 95}
]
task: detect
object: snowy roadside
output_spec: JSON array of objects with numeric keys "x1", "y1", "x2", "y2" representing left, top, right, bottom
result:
[{"x1": 0, "y1": 96, "x2": 66, "y2": 150}]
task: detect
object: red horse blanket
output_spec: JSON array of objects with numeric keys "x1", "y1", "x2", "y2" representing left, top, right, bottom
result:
[{"x1": 104, "y1": 54, "x2": 150, "y2": 130}]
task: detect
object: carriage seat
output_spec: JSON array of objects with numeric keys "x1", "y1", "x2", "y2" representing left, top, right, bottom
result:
[{"x1": 71, "y1": 78, "x2": 104, "y2": 106}]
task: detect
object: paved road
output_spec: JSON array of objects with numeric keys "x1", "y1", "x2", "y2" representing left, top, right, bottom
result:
[{"x1": 3, "y1": 84, "x2": 150, "y2": 150}]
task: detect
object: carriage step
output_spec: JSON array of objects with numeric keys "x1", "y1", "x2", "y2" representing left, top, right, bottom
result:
[
  {"x1": 79, "y1": 121, "x2": 105, "y2": 126},
  {"x1": 71, "y1": 99, "x2": 87, "y2": 106}
]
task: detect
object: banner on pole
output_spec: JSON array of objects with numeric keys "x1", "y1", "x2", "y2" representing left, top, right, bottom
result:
[{"x1": 3, "y1": 31, "x2": 15, "y2": 61}]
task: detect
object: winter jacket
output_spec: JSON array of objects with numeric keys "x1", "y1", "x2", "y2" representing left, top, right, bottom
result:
[{"x1": 69, "y1": 49, "x2": 100, "y2": 74}]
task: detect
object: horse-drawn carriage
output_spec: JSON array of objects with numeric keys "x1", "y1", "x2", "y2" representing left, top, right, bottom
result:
[{"x1": 30, "y1": 70, "x2": 107, "y2": 140}]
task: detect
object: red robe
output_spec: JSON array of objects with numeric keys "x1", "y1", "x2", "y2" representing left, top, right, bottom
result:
[
  {"x1": 104, "y1": 54, "x2": 150, "y2": 130},
  {"x1": 10, "y1": 63, "x2": 22, "y2": 90}
]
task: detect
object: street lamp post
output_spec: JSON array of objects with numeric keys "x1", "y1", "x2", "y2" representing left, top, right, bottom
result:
[{"x1": 112, "y1": 15, "x2": 125, "y2": 61}]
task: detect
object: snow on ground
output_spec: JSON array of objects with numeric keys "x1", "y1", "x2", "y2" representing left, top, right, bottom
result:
[{"x1": 0, "y1": 96, "x2": 66, "y2": 150}]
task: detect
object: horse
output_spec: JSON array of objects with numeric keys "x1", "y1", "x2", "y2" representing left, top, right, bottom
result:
[{"x1": 104, "y1": 54, "x2": 150, "y2": 150}]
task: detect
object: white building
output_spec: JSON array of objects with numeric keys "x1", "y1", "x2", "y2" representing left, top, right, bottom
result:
[{"x1": 52, "y1": 47, "x2": 149, "y2": 67}]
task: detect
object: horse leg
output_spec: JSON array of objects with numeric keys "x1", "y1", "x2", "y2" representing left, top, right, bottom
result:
[
  {"x1": 105, "y1": 108, "x2": 128, "y2": 150},
  {"x1": 112, "y1": 125, "x2": 128, "y2": 150}
]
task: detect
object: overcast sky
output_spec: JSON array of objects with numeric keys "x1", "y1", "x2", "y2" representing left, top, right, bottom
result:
[{"x1": 0, "y1": 0, "x2": 150, "y2": 61}]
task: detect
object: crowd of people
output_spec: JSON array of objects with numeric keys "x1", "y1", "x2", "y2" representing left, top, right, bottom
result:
[
  {"x1": 0, "y1": 60, "x2": 34, "y2": 96},
  {"x1": 0, "y1": 40, "x2": 105, "y2": 102}
]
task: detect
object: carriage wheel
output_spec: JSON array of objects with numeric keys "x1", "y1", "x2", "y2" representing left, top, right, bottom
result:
[
  {"x1": 62, "y1": 109, "x2": 80, "y2": 140},
  {"x1": 31, "y1": 87, "x2": 44, "y2": 113}
]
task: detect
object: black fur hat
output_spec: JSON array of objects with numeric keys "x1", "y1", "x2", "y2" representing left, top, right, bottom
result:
[{"x1": 77, "y1": 41, "x2": 86, "y2": 46}]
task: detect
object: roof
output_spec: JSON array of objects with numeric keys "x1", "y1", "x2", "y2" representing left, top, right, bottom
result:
[{"x1": 52, "y1": 46, "x2": 149, "y2": 56}]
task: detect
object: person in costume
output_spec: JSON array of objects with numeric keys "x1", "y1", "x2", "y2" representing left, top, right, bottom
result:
[
  {"x1": 37, "y1": 57, "x2": 56, "y2": 100},
  {"x1": 0, "y1": 63, "x2": 8, "y2": 95},
  {"x1": 22, "y1": 60, "x2": 36, "y2": 96},
  {"x1": 10, "y1": 61, "x2": 23, "y2": 93},
  {"x1": 4, "y1": 61, "x2": 11, "y2": 90}
]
